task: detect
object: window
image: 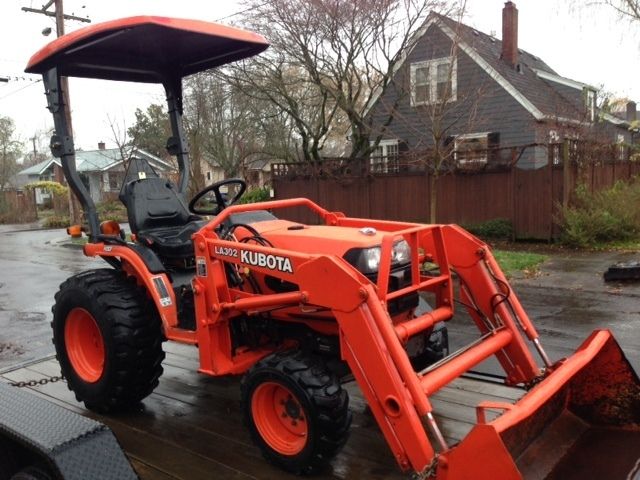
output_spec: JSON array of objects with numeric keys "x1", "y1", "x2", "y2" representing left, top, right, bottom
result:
[
  {"x1": 410, "y1": 57, "x2": 457, "y2": 106},
  {"x1": 206, "y1": 171, "x2": 212, "y2": 181},
  {"x1": 584, "y1": 88, "x2": 596, "y2": 122},
  {"x1": 454, "y1": 133, "x2": 490, "y2": 165},
  {"x1": 371, "y1": 140, "x2": 400, "y2": 173},
  {"x1": 107, "y1": 172, "x2": 124, "y2": 192}
]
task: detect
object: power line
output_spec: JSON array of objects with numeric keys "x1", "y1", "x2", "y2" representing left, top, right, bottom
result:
[{"x1": 0, "y1": 79, "x2": 42, "y2": 101}]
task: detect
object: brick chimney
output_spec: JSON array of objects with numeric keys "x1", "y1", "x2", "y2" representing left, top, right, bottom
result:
[
  {"x1": 626, "y1": 101, "x2": 637, "y2": 123},
  {"x1": 501, "y1": 2, "x2": 519, "y2": 68},
  {"x1": 98, "y1": 141, "x2": 105, "y2": 150}
]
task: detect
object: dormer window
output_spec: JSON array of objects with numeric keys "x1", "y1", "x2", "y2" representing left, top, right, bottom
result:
[
  {"x1": 584, "y1": 88, "x2": 596, "y2": 122},
  {"x1": 410, "y1": 57, "x2": 457, "y2": 106}
]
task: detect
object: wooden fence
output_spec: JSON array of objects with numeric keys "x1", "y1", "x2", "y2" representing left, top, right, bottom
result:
[
  {"x1": 0, "y1": 190, "x2": 38, "y2": 223},
  {"x1": 271, "y1": 150, "x2": 640, "y2": 240}
]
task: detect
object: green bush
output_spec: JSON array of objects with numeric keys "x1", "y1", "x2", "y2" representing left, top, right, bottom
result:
[
  {"x1": 239, "y1": 186, "x2": 271, "y2": 204},
  {"x1": 463, "y1": 218, "x2": 513, "y2": 240},
  {"x1": 558, "y1": 180, "x2": 640, "y2": 247},
  {"x1": 96, "y1": 200, "x2": 128, "y2": 223},
  {"x1": 43, "y1": 215, "x2": 70, "y2": 229}
]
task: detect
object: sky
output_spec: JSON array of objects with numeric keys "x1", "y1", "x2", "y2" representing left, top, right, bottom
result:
[{"x1": 0, "y1": 0, "x2": 639, "y2": 155}]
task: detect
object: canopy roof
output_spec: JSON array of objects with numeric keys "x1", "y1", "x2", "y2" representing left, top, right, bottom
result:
[{"x1": 25, "y1": 16, "x2": 269, "y2": 83}]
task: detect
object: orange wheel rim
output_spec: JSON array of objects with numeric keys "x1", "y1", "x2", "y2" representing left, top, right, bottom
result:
[
  {"x1": 64, "y1": 308, "x2": 105, "y2": 383},
  {"x1": 251, "y1": 382, "x2": 308, "y2": 455}
]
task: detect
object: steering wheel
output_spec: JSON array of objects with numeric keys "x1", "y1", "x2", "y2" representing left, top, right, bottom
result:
[{"x1": 189, "y1": 178, "x2": 247, "y2": 215}]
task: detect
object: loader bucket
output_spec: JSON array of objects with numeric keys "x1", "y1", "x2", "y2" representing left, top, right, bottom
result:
[{"x1": 437, "y1": 330, "x2": 640, "y2": 480}]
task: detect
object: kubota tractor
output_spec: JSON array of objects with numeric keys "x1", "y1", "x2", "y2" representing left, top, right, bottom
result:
[{"x1": 26, "y1": 16, "x2": 639, "y2": 479}]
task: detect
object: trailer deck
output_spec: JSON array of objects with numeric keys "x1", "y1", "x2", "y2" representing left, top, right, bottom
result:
[{"x1": 0, "y1": 342, "x2": 526, "y2": 480}]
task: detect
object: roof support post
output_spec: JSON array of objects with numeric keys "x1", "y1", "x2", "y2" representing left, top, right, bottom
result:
[
  {"x1": 43, "y1": 67, "x2": 99, "y2": 241},
  {"x1": 164, "y1": 78, "x2": 190, "y2": 194}
]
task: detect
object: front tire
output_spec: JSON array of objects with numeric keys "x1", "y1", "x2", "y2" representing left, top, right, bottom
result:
[
  {"x1": 241, "y1": 351, "x2": 351, "y2": 475},
  {"x1": 52, "y1": 269, "x2": 165, "y2": 412}
]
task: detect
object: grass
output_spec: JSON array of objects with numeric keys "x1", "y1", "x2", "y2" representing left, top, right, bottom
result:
[
  {"x1": 585, "y1": 239, "x2": 640, "y2": 252},
  {"x1": 493, "y1": 250, "x2": 547, "y2": 278}
]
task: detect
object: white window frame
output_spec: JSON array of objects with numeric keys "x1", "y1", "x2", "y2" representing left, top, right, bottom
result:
[
  {"x1": 410, "y1": 57, "x2": 457, "y2": 106},
  {"x1": 584, "y1": 88, "x2": 596, "y2": 122},
  {"x1": 370, "y1": 139, "x2": 400, "y2": 173},
  {"x1": 454, "y1": 132, "x2": 490, "y2": 165}
]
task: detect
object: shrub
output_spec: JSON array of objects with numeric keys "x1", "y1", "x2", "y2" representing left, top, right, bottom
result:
[
  {"x1": 558, "y1": 180, "x2": 640, "y2": 247},
  {"x1": 463, "y1": 218, "x2": 513, "y2": 240},
  {"x1": 239, "y1": 186, "x2": 271, "y2": 204},
  {"x1": 43, "y1": 215, "x2": 70, "y2": 229},
  {"x1": 96, "y1": 200, "x2": 128, "y2": 223}
]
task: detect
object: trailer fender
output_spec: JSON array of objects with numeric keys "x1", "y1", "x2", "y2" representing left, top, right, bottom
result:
[{"x1": 0, "y1": 381, "x2": 137, "y2": 480}]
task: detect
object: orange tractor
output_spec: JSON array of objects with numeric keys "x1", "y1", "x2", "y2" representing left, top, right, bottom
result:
[{"x1": 27, "y1": 16, "x2": 639, "y2": 479}]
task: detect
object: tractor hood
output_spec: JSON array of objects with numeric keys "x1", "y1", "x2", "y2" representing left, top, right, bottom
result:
[{"x1": 251, "y1": 219, "x2": 390, "y2": 258}]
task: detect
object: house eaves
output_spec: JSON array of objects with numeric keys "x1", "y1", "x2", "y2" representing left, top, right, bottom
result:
[
  {"x1": 531, "y1": 68, "x2": 595, "y2": 91},
  {"x1": 364, "y1": 16, "x2": 440, "y2": 115},
  {"x1": 17, "y1": 158, "x2": 62, "y2": 176},
  {"x1": 601, "y1": 112, "x2": 629, "y2": 127},
  {"x1": 365, "y1": 15, "x2": 548, "y2": 122},
  {"x1": 100, "y1": 160, "x2": 123, "y2": 172},
  {"x1": 435, "y1": 21, "x2": 546, "y2": 121},
  {"x1": 135, "y1": 148, "x2": 176, "y2": 171}
]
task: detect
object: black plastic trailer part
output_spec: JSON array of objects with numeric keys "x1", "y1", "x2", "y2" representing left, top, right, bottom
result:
[
  {"x1": 0, "y1": 381, "x2": 137, "y2": 480},
  {"x1": 603, "y1": 261, "x2": 640, "y2": 282}
]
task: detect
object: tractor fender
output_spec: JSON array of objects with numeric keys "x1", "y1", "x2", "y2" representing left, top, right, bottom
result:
[
  {"x1": 0, "y1": 381, "x2": 137, "y2": 479},
  {"x1": 84, "y1": 242, "x2": 178, "y2": 329}
]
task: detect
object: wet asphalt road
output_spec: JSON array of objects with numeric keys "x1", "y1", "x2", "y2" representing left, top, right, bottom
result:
[
  {"x1": 0, "y1": 226, "x2": 98, "y2": 371},
  {"x1": 0, "y1": 226, "x2": 638, "y2": 375}
]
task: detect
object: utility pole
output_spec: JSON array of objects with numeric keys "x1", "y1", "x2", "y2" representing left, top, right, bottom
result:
[
  {"x1": 30, "y1": 136, "x2": 38, "y2": 164},
  {"x1": 22, "y1": 0, "x2": 90, "y2": 224}
]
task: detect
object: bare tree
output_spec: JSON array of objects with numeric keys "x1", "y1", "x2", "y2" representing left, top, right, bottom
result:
[
  {"x1": 598, "y1": 0, "x2": 640, "y2": 21},
  {"x1": 225, "y1": 58, "x2": 343, "y2": 163},
  {"x1": 107, "y1": 114, "x2": 138, "y2": 172},
  {"x1": 374, "y1": 6, "x2": 495, "y2": 223},
  {"x1": 0, "y1": 116, "x2": 23, "y2": 192},
  {"x1": 232, "y1": 0, "x2": 463, "y2": 163}
]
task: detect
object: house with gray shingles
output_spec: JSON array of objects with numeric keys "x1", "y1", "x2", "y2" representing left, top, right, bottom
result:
[
  {"x1": 15, "y1": 143, "x2": 174, "y2": 204},
  {"x1": 366, "y1": 2, "x2": 637, "y2": 170}
]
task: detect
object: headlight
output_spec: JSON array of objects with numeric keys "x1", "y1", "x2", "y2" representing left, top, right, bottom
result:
[
  {"x1": 344, "y1": 240, "x2": 411, "y2": 275},
  {"x1": 362, "y1": 247, "x2": 382, "y2": 272},
  {"x1": 392, "y1": 240, "x2": 411, "y2": 265}
]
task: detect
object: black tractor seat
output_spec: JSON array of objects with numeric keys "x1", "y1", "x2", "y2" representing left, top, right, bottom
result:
[
  {"x1": 121, "y1": 177, "x2": 202, "y2": 261},
  {"x1": 137, "y1": 221, "x2": 206, "y2": 259},
  {"x1": 120, "y1": 174, "x2": 279, "y2": 262}
]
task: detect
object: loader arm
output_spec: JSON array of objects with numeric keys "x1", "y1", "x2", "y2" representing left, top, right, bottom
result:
[{"x1": 191, "y1": 198, "x2": 639, "y2": 478}]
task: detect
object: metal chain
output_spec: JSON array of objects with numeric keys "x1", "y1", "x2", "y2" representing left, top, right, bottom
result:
[
  {"x1": 8, "y1": 375, "x2": 65, "y2": 388},
  {"x1": 410, "y1": 455, "x2": 439, "y2": 480}
]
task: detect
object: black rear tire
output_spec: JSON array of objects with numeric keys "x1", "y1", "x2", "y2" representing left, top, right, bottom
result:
[
  {"x1": 52, "y1": 268, "x2": 165, "y2": 412},
  {"x1": 241, "y1": 351, "x2": 351, "y2": 475}
]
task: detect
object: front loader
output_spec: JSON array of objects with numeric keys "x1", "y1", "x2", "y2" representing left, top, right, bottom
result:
[{"x1": 25, "y1": 16, "x2": 639, "y2": 479}]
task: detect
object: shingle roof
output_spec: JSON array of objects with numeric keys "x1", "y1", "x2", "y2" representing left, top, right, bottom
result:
[
  {"x1": 75, "y1": 148, "x2": 123, "y2": 172},
  {"x1": 433, "y1": 13, "x2": 584, "y2": 121},
  {"x1": 17, "y1": 147, "x2": 174, "y2": 176},
  {"x1": 18, "y1": 158, "x2": 61, "y2": 176}
]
